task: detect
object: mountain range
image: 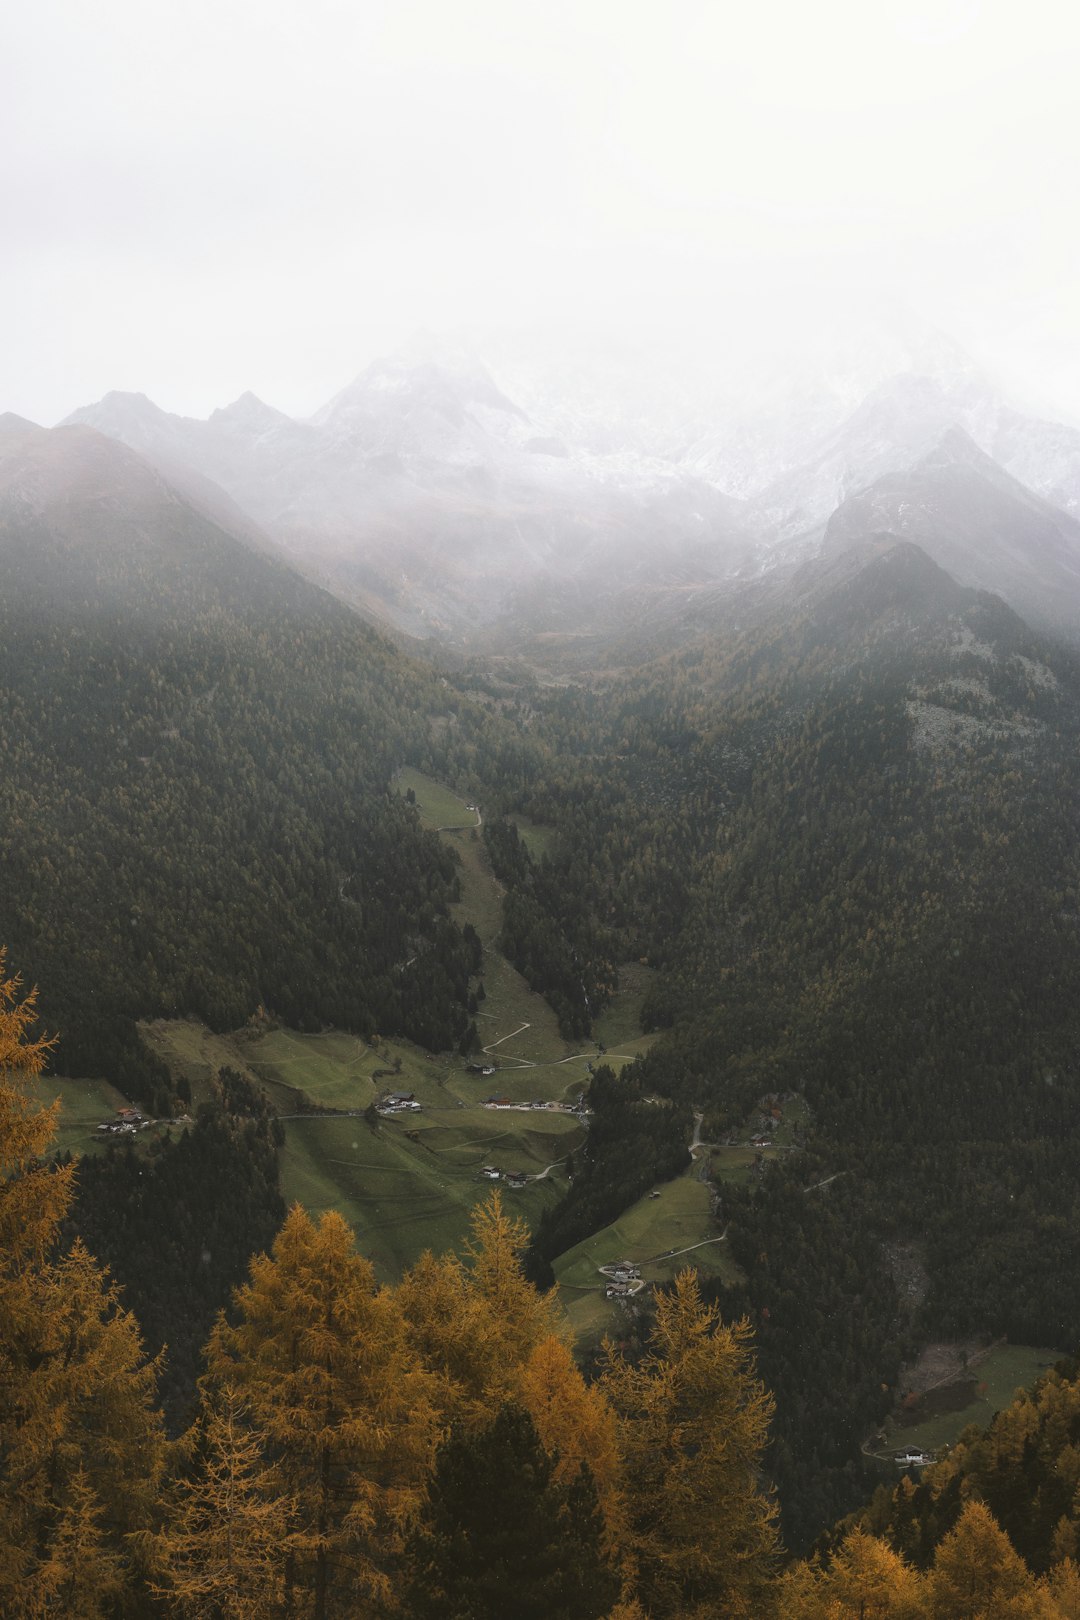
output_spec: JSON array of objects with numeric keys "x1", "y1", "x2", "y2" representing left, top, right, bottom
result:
[{"x1": 59, "y1": 327, "x2": 1080, "y2": 650}]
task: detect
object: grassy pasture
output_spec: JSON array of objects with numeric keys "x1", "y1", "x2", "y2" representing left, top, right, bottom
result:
[
  {"x1": 512, "y1": 816, "x2": 557, "y2": 861},
  {"x1": 554, "y1": 1164, "x2": 742, "y2": 1343},
  {"x1": 884, "y1": 1343, "x2": 1064, "y2": 1458},
  {"x1": 395, "y1": 767, "x2": 478, "y2": 831},
  {"x1": 280, "y1": 1106, "x2": 574, "y2": 1280},
  {"x1": 133, "y1": 769, "x2": 656, "y2": 1282},
  {"x1": 593, "y1": 963, "x2": 657, "y2": 1049},
  {"x1": 31, "y1": 1074, "x2": 138, "y2": 1157}
]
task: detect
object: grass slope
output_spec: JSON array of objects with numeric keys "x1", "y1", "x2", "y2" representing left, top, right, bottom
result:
[
  {"x1": 554, "y1": 1162, "x2": 743, "y2": 1343},
  {"x1": 882, "y1": 1344, "x2": 1064, "y2": 1458},
  {"x1": 127, "y1": 774, "x2": 657, "y2": 1279},
  {"x1": 32, "y1": 1075, "x2": 137, "y2": 1157}
]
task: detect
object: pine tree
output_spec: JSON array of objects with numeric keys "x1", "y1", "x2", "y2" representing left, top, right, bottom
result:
[
  {"x1": 0, "y1": 952, "x2": 68, "y2": 1267},
  {"x1": 398, "y1": 1194, "x2": 563, "y2": 1430},
  {"x1": 206, "y1": 1204, "x2": 437, "y2": 1619},
  {"x1": 927, "y1": 1500, "x2": 1054, "y2": 1619},
  {"x1": 601, "y1": 1268, "x2": 779, "y2": 1618},
  {"x1": 0, "y1": 953, "x2": 165, "y2": 1616},
  {"x1": 515, "y1": 1332, "x2": 623, "y2": 1538},
  {"x1": 26, "y1": 1467, "x2": 125, "y2": 1620},
  {"x1": 403, "y1": 1401, "x2": 618, "y2": 1620},
  {"x1": 148, "y1": 1383, "x2": 292, "y2": 1619},
  {"x1": 779, "y1": 1527, "x2": 928, "y2": 1618}
]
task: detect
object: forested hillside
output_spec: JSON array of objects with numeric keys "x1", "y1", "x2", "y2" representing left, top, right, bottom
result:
[
  {"x1": 0, "y1": 424, "x2": 481, "y2": 1105},
  {"x1": 457, "y1": 540, "x2": 1080, "y2": 1544}
]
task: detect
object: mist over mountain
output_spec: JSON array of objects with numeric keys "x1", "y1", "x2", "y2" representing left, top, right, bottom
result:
[
  {"x1": 62, "y1": 318, "x2": 1080, "y2": 653},
  {"x1": 0, "y1": 419, "x2": 480, "y2": 1094},
  {"x1": 823, "y1": 428, "x2": 1080, "y2": 634}
]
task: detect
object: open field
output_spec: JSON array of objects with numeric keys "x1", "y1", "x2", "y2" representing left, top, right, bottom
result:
[
  {"x1": 593, "y1": 962, "x2": 657, "y2": 1048},
  {"x1": 31, "y1": 1074, "x2": 138, "y2": 1157},
  {"x1": 280, "y1": 1109, "x2": 573, "y2": 1281},
  {"x1": 395, "y1": 767, "x2": 478, "y2": 831},
  {"x1": 512, "y1": 815, "x2": 557, "y2": 861},
  {"x1": 128, "y1": 770, "x2": 658, "y2": 1280},
  {"x1": 554, "y1": 1163, "x2": 743, "y2": 1343},
  {"x1": 881, "y1": 1343, "x2": 1065, "y2": 1458}
]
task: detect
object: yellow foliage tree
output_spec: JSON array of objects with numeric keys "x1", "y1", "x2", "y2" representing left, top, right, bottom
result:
[
  {"x1": 601, "y1": 1268, "x2": 778, "y2": 1618},
  {"x1": 928, "y1": 1500, "x2": 1057, "y2": 1620},
  {"x1": 1045, "y1": 1557, "x2": 1080, "y2": 1619},
  {"x1": 398, "y1": 1194, "x2": 563, "y2": 1427},
  {"x1": 206, "y1": 1204, "x2": 438, "y2": 1620},
  {"x1": 779, "y1": 1527, "x2": 928, "y2": 1619},
  {"x1": 148, "y1": 1382, "x2": 293, "y2": 1619},
  {"x1": 0, "y1": 952, "x2": 165, "y2": 1617}
]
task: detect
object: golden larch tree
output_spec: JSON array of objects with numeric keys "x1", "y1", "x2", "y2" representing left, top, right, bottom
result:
[
  {"x1": 601, "y1": 1268, "x2": 779, "y2": 1619},
  {"x1": 148, "y1": 1382, "x2": 293, "y2": 1619},
  {"x1": 206, "y1": 1204, "x2": 438, "y2": 1620},
  {"x1": 0, "y1": 951, "x2": 165, "y2": 1617},
  {"x1": 927, "y1": 1500, "x2": 1056, "y2": 1620}
]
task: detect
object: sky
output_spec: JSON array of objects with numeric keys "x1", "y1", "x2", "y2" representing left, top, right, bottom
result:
[{"x1": 4, "y1": 0, "x2": 1080, "y2": 426}]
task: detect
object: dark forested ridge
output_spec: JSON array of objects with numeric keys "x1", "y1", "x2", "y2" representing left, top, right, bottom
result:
[{"x1": 0, "y1": 424, "x2": 482, "y2": 1105}]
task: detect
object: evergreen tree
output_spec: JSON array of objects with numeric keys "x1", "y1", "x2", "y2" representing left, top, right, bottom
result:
[
  {"x1": 0, "y1": 954, "x2": 165, "y2": 1616},
  {"x1": 779, "y1": 1527, "x2": 927, "y2": 1618},
  {"x1": 206, "y1": 1204, "x2": 437, "y2": 1619},
  {"x1": 148, "y1": 1383, "x2": 292, "y2": 1619},
  {"x1": 927, "y1": 1501, "x2": 1053, "y2": 1620},
  {"x1": 601, "y1": 1268, "x2": 778, "y2": 1617},
  {"x1": 403, "y1": 1401, "x2": 618, "y2": 1620}
]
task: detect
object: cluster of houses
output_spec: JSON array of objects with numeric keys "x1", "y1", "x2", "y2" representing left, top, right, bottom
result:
[
  {"x1": 480, "y1": 1095, "x2": 587, "y2": 1116},
  {"x1": 97, "y1": 1107, "x2": 149, "y2": 1136},
  {"x1": 376, "y1": 1091, "x2": 422, "y2": 1117},
  {"x1": 478, "y1": 1165, "x2": 528, "y2": 1188},
  {"x1": 893, "y1": 1447, "x2": 935, "y2": 1469},
  {"x1": 598, "y1": 1260, "x2": 643, "y2": 1300}
]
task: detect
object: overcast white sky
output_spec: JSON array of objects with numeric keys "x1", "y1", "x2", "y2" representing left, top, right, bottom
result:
[{"x1": 4, "y1": 0, "x2": 1080, "y2": 425}]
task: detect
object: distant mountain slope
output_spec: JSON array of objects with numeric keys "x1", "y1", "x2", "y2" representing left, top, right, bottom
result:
[
  {"x1": 62, "y1": 334, "x2": 1080, "y2": 649},
  {"x1": 823, "y1": 428, "x2": 1080, "y2": 634},
  {"x1": 0, "y1": 423, "x2": 478, "y2": 1101},
  {"x1": 65, "y1": 353, "x2": 754, "y2": 642},
  {"x1": 747, "y1": 370, "x2": 1080, "y2": 552}
]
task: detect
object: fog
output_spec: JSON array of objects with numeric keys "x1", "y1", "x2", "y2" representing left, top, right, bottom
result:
[{"x1": 4, "y1": 0, "x2": 1079, "y2": 425}]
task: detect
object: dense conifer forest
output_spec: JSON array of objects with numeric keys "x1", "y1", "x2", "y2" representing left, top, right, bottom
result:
[{"x1": 0, "y1": 439, "x2": 486, "y2": 1104}]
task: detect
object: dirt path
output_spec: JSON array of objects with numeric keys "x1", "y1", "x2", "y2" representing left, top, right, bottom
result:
[
  {"x1": 804, "y1": 1170, "x2": 847, "y2": 1193},
  {"x1": 481, "y1": 1020, "x2": 614, "y2": 1074},
  {"x1": 644, "y1": 1231, "x2": 729, "y2": 1264},
  {"x1": 528, "y1": 1158, "x2": 568, "y2": 1182}
]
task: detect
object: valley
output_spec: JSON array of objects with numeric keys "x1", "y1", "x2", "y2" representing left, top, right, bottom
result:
[{"x1": 9, "y1": 336, "x2": 1080, "y2": 1563}]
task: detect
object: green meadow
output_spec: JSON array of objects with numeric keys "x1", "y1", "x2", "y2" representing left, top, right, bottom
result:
[
  {"x1": 40, "y1": 770, "x2": 657, "y2": 1283},
  {"x1": 31, "y1": 1074, "x2": 140, "y2": 1157},
  {"x1": 554, "y1": 1163, "x2": 742, "y2": 1343},
  {"x1": 881, "y1": 1343, "x2": 1065, "y2": 1459}
]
